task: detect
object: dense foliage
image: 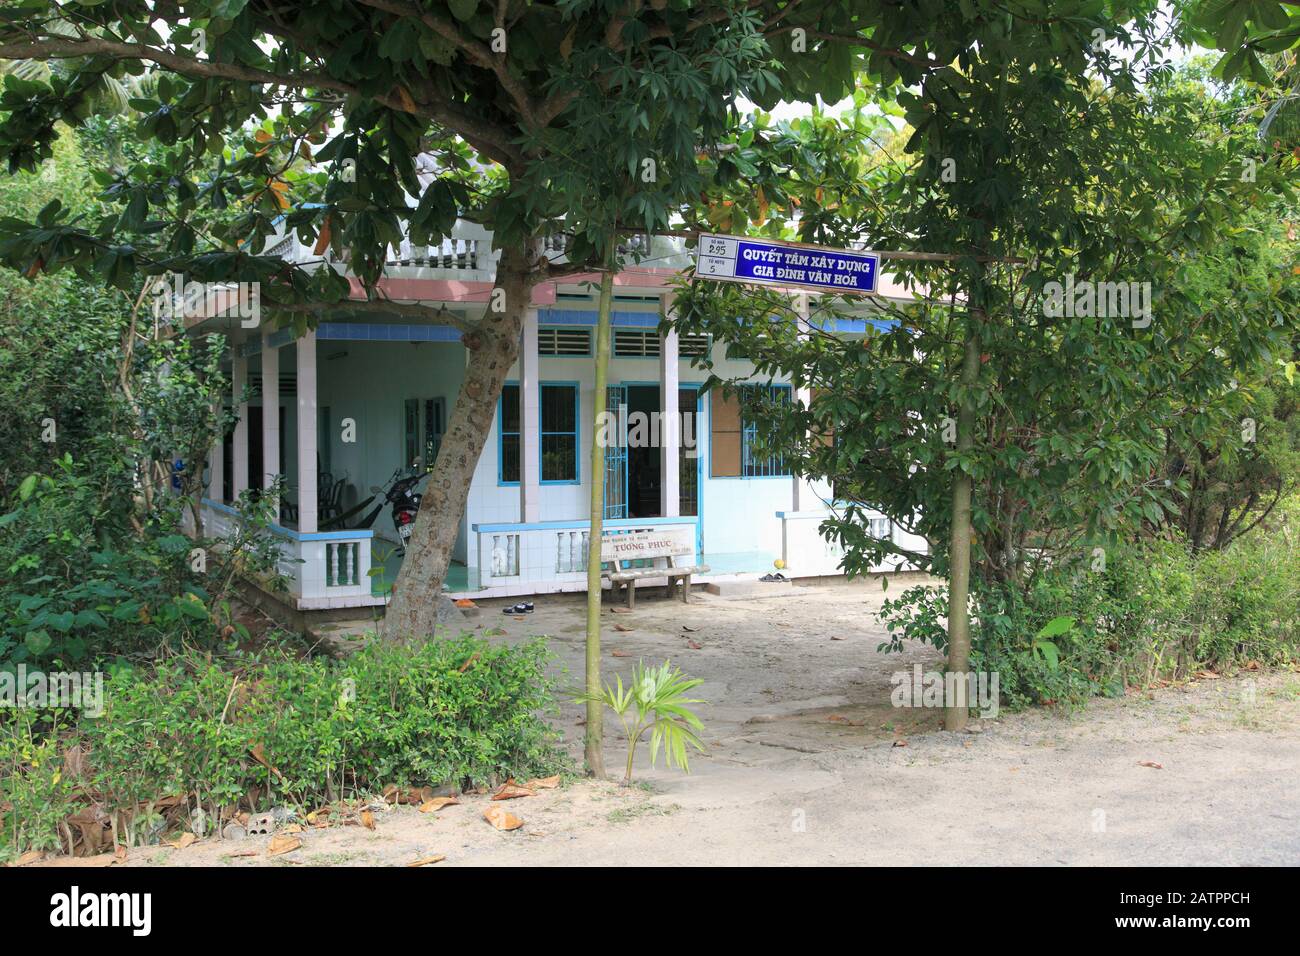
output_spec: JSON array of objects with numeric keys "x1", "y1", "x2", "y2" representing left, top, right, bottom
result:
[
  {"x1": 880, "y1": 498, "x2": 1300, "y2": 709},
  {"x1": 1, "y1": 634, "x2": 567, "y2": 858}
]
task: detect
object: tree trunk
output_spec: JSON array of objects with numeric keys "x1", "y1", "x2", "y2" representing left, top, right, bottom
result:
[
  {"x1": 381, "y1": 242, "x2": 540, "y2": 640},
  {"x1": 944, "y1": 305, "x2": 983, "y2": 732},
  {"x1": 583, "y1": 258, "x2": 614, "y2": 778}
]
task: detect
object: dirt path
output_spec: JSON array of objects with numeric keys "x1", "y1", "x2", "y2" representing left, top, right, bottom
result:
[{"x1": 47, "y1": 575, "x2": 1300, "y2": 867}]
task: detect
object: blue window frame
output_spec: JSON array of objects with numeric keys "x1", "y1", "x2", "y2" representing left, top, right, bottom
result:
[
  {"x1": 741, "y1": 384, "x2": 791, "y2": 477},
  {"x1": 498, "y1": 381, "x2": 580, "y2": 485},
  {"x1": 498, "y1": 382, "x2": 520, "y2": 485},
  {"x1": 540, "y1": 382, "x2": 579, "y2": 484}
]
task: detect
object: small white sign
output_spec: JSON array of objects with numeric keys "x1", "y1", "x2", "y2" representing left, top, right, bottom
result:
[{"x1": 600, "y1": 526, "x2": 693, "y2": 562}]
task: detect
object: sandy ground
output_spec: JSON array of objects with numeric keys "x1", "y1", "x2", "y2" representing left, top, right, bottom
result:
[{"x1": 38, "y1": 574, "x2": 1300, "y2": 867}]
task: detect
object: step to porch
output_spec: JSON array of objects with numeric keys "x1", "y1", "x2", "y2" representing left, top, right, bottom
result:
[{"x1": 704, "y1": 577, "x2": 795, "y2": 599}]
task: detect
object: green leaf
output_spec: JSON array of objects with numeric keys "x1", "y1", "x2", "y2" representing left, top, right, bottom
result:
[
  {"x1": 1037, "y1": 616, "x2": 1075, "y2": 638},
  {"x1": 24, "y1": 630, "x2": 51, "y2": 657},
  {"x1": 447, "y1": 0, "x2": 477, "y2": 22}
]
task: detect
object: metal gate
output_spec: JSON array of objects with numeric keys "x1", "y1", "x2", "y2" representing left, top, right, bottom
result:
[{"x1": 603, "y1": 384, "x2": 628, "y2": 519}]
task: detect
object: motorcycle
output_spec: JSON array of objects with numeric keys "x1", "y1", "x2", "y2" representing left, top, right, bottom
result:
[{"x1": 321, "y1": 465, "x2": 425, "y2": 553}]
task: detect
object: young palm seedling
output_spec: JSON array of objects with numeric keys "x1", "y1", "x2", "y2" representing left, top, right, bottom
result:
[{"x1": 580, "y1": 660, "x2": 705, "y2": 786}]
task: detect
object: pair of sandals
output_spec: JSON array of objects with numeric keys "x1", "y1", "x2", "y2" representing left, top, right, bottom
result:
[
  {"x1": 759, "y1": 573, "x2": 787, "y2": 582},
  {"x1": 503, "y1": 601, "x2": 535, "y2": 614}
]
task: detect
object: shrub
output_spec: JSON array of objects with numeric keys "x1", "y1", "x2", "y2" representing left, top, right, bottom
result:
[
  {"x1": 0, "y1": 461, "x2": 291, "y2": 670},
  {"x1": 880, "y1": 507, "x2": 1299, "y2": 712},
  {"x1": 0, "y1": 634, "x2": 569, "y2": 859}
]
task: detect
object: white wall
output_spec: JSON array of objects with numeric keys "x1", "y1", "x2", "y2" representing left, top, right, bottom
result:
[{"x1": 317, "y1": 340, "x2": 468, "y2": 560}]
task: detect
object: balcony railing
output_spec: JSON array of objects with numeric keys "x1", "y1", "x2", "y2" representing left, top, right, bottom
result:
[{"x1": 261, "y1": 219, "x2": 684, "y2": 276}]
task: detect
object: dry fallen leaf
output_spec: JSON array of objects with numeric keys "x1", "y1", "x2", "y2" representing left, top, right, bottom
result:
[
  {"x1": 493, "y1": 780, "x2": 537, "y2": 801},
  {"x1": 611, "y1": 649, "x2": 632, "y2": 658},
  {"x1": 360, "y1": 809, "x2": 376, "y2": 830},
  {"x1": 830, "y1": 636, "x2": 845, "y2": 641},
  {"x1": 248, "y1": 743, "x2": 285, "y2": 781},
  {"x1": 611, "y1": 607, "x2": 632, "y2": 615},
  {"x1": 827, "y1": 714, "x2": 863, "y2": 726},
  {"x1": 483, "y1": 806, "x2": 524, "y2": 831},
  {"x1": 681, "y1": 625, "x2": 698, "y2": 632},
  {"x1": 168, "y1": 832, "x2": 198, "y2": 850},
  {"x1": 14, "y1": 850, "x2": 44, "y2": 866},
  {"x1": 1138, "y1": 760, "x2": 1164, "y2": 770},
  {"x1": 419, "y1": 797, "x2": 460, "y2": 813},
  {"x1": 406, "y1": 855, "x2": 446, "y2": 867},
  {"x1": 892, "y1": 739, "x2": 908, "y2": 748},
  {"x1": 267, "y1": 834, "x2": 302, "y2": 856},
  {"x1": 1196, "y1": 670, "x2": 1221, "y2": 680},
  {"x1": 613, "y1": 623, "x2": 633, "y2": 632},
  {"x1": 687, "y1": 640, "x2": 702, "y2": 650},
  {"x1": 523, "y1": 775, "x2": 560, "y2": 790},
  {"x1": 223, "y1": 850, "x2": 260, "y2": 859},
  {"x1": 454, "y1": 599, "x2": 477, "y2": 609}
]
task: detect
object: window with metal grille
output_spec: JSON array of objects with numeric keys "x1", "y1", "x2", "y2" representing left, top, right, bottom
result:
[
  {"x1": 740, "y1": 384, "x2": 791, "y2": 477},
  {"x1": 538, "y1": 327, "x2": 591, "y2": 356},
  {"x1": 614, "y1": 329, "x2": 660, "y2": 357}
]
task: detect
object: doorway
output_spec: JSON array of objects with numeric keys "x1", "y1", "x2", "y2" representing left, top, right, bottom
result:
[{"x1": 619, "y1": 384, "x2": 700, "y2": 520}]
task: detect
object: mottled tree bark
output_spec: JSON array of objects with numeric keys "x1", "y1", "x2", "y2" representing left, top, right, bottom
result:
[{"x1": 381, "y1": 241, "x2": 543, "y2": 640}]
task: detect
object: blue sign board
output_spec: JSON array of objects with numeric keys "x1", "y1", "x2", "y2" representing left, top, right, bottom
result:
[{"x1": 693, "y1": 233, "x2": 879, "y2": 295}]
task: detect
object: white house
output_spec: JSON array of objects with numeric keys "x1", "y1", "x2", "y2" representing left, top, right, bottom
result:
[{"x1": 184, "y1": 223, "x2": 928, "y2": 612}]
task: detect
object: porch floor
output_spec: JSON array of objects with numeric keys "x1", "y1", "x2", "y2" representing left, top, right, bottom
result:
[
  {"x1": 365, "y1": 549, "x2": 773, "y2": 600},
  {"x1": 367, "y1": 546, "x2": 483, "y2": 596}
]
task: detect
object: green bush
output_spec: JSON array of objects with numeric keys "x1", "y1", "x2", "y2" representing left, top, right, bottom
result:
[
  {"x1": 880, "y1": 506, "x2": 1299, "y2": 711},
  {"x1": 0, "y1": 460, "x2": 292, "y2": 670},
  {"x1": 1, "y1": 634, "x2": 569, "y2": 859}
]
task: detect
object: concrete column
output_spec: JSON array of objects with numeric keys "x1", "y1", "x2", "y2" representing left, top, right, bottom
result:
[
  {"x1": 296, "y1": 331, "x2": 319, "y2": 534},
  {"x1": 207, "y1": 410, "x2": 224, "y2": 506},
  {"x1": 519, "y1": 307, "x2": 540, "y2": 523},
  {"x1": 208, "y1": 341, "x2": 225, "y2": 505},
  {"x1": 231, "y1": 350, "x2": 249, "y2": 499},
  {"x1": 659, "y1": 313, "x2": 680, "y2": 518},
  {"x1": 261, "y1": 332, "x2": 280, "y2": 491},
  {"x1": 792, "y1": 293, "x2": 817, "y2": 512}
]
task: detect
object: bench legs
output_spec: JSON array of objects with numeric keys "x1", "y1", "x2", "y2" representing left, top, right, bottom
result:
[{"x1": 610, "y1": 574, "x2": 691, "y2": 608}]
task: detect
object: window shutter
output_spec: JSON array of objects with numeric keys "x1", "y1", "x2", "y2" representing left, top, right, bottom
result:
[{"x1": 711, "y1": 390, "x2": 741, "y2": 477}]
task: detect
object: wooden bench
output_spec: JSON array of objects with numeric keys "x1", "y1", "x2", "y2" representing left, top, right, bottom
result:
[{"x1": 600, "y1": 527, "x2": 709, "y2": 609}]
